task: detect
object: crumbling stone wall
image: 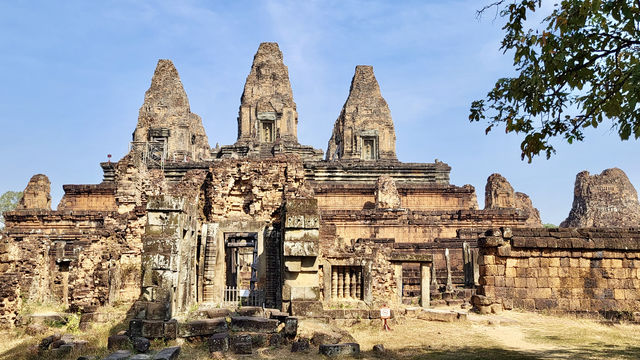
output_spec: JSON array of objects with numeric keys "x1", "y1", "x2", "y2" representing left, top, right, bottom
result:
[
  {"x1": 477, "y1": 227, "x2": 640, "y2": 314},
  {"x1": 0, "y1": 210, "x2": 142, "y2": 324},
  {"x1": 57, "y1": 184, "x2": 117, "y2": 211}
]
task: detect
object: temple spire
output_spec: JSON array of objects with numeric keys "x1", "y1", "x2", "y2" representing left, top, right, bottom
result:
[
  {"x1": 326, "y1": 65, "x2": 396, "y2": 161},
  {"x1": 132, "y1": 59, "x2": 210, "y2": 162},
  {"x1": 237, "y1": 42, "x2": 298, "y2": 144}
]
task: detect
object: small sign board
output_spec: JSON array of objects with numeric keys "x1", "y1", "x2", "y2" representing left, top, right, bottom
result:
[{"x1": 380, "y1": 307, "x2": 391, "y2": 319}]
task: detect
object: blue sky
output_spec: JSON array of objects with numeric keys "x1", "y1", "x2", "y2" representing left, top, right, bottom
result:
[{"x1": 0, "y1": 0, "x2": 638, "y2": 225}]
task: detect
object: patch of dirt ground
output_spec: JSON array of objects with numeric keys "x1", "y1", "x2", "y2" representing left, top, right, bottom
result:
[{"x1": 2, "y1": 309, "x2": 640, "y2": 359}]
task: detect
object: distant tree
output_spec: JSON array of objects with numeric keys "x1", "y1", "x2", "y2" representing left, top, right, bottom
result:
[
  {"x1": 543, "y1": 223, "x2": 558, "y2": 228},
  {"x1": 470, "y1": 0, "x2": 640, "y2": 161},
  {"x1": 0, "y1": 191, "x2": 22, "y2": 228}
]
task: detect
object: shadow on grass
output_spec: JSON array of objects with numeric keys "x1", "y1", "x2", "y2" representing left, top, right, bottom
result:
[
  {"x1": 363, "y1": 344, "x2": 640, "y2": 360},
  {"x1": 0, "y1": 308, "x2": 133, "y2": 360}
]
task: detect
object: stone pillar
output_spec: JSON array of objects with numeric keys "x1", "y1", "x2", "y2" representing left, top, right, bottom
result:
[
  {"x1": 331, "y1": 266, "x2": 338, "y2": 300},
  {"x1": 345, "y1": 268, "x2": 351, "y2": 299},
  {"x1": 463, "y1": 242, "x2": 472, "y2": 287},
  {"x1": 355, "y1": 269, "x2": 362, "y2": 300},
  {"x1": 393, "y1": 263, "x2": 402, "y2": 304},
  {"x1": 445, "y1": 248, "x2": 453, "y2": 293},
  {"x1": 420, "y1": 263, "x2": 430, "y2": 308}
]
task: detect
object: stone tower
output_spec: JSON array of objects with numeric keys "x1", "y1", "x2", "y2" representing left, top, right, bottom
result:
[
  {"x1": 326, "y1": 65, "x2": 397, "y2": 161},
  {"x1": 132, "y1": 59, "x2": 210, "y2": 163},
  {"x1": 561, "y1": 168, "x2": 640, "y2": 227},
  {"x1": 237, "y1": 42, "x2": 298, "y2": 145}
]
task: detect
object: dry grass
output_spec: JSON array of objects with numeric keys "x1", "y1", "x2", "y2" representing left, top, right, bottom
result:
[{"x1": 2, "y1": 308, "x2": 640, "y2": 359}]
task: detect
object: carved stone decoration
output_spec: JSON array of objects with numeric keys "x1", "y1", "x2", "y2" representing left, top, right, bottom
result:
[
  {"x1": 237, "y1": 42, "x2": 299, "y2": 144},
  {"x1": 561, "y1": 168, "x2": 640, "y2": 228},
  {"x1": 16, "y1": 174, "x2": 51, "y2": 210},
  {"x1": 485, "y1": 173, "x2": 542, "y2": 227},
  {"x1": 132, "y1": 59, "x2": 210, "y2": 162},
  {"x1": 485, "y1": 173, "x2": 516, "y2": 209},
  {"x1": 326, "y1": 65, "x2": 397, "y2": 161},
  {"x1": 375, "y1": 175, "x2": 401, "y2": 209}
]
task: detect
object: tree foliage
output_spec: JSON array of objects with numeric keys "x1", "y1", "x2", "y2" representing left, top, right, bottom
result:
[
  {"x1": 0, "y1": 191, "x2": 22, "y2": 228},
  {"x1": 470, "y1": 0, "x2": 640, "y2": 161}
]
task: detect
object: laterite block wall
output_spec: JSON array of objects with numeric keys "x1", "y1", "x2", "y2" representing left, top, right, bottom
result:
[{"x1": 477, "y1": 227, "x2": 640, "y2": 313}]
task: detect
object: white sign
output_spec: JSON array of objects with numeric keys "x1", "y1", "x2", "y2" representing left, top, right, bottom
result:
[{"x1": 380, "y1": 307, "x2": 391, "y2": 319}]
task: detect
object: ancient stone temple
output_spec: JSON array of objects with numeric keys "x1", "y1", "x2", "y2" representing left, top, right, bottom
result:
[{"x1": 3, "y1": 42, "x2": 639, "y2": 331}]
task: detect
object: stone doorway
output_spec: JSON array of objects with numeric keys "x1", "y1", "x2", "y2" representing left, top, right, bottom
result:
[
  {"x1": 401, "y1": 263, "x2": 421, "y2": 305},
  {"x1": 224, "y1": 232, "x2": 258, "y2": 291}
]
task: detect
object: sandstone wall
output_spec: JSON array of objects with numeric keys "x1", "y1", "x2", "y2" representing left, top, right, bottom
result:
[
  {"x1": 0, "y1": 210, "x2": 142, "y2": 326},
  {"x1": 314, "y1": 184, "x2": 478, "y2": 212},
  {"x1": 477, "y1": 227, "x2": 640, "y2": 314},
  {"x1": 57, "y1": 184, "x2": 117, "y2": 211}
]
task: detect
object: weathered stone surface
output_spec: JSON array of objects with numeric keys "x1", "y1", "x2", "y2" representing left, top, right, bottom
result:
[
  {"x1": 39, "y1": 334, "x2": 61, "y2": 350},
  {"x1": 375, "y1": 175, "x2": 400, "y2": 209},
  {"x1": 230, "y1": 316, "x2": 279, "y2": 333},
  {"x1": 269, "y1": 333, "x2": 283, "y2": 347},
  {"x1": 515, "y1": 192, "x2": 542, "y2": 227},
  {"x1": 230, "y1": 334, "x2": 252, "y2": 354},
  {"x1": 326, "y1": 65, "x2": 396, "y2": 161},
  {"x1": 561, "y1": 168, "x2": 640, "y2": 227},
  {"x1": 485, "y1": 173, "x2": 516, "y2": 209},
  {"x1": 417, "y1": 309, "x2": 467, "y2": 322},
  {"x1": 373, "y1": 344, "x2": 385, "y2": 353},
  {"x1": 153, "y1": 346, "x2": 181, "y2": 360},
  {"x1": 237, "y1": 42, "x2": 298, "y2": 144},
  {"x1": 485, "y1": 173, "x2": 541, "y2": 226},
  {"x1": 132, "y1": 336, "x2": 150, "y2": 353},
  {"x1": 141, "y1": 320, "x2": 165, "y2": 339},
  {"x1": 107, "y1": 335, "x2": 130, "y2": 350},
  {"x1": 283, "y1": 317, "x2": 298, "y2": 337},
  {"x1": 178, "y1": 318, "x2": 228, "y2": 337},
  {"x1": 104, "y1": 350, "x2": 132, "y2": 360},
  {"x1": 50, "y1": 339, "x2": 65, "y2": 349},
  {"x1": 132, "y1": 59, "x2": 210, "y2": 162},
  {"x1": 130, "y1": 355, "x2": 152, "y2": 360},
  {"x1": 16, "y1": 174, "x2": 51, "y2": 210},
  {"x1": 319, "y1": 343, "x2": 360, "y2": 357},
  {"x1": 291, "y1": 339, "x2": 310, "y2": 353},
  {"x1": 235, "y1": 306, "x2": 263, "y2": 317},
  {"x1": 208, "y1": 332, "x2": 229, "y2": 353}
]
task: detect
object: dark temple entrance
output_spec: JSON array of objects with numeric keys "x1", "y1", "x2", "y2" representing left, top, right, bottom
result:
[{"x1": 224, "y1": 232, "x2": 263, "y2": 306}]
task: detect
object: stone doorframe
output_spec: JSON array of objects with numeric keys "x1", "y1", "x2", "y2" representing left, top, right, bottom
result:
[{"x1": 390, "y1": 254, "x2": 433, "y2": 308}]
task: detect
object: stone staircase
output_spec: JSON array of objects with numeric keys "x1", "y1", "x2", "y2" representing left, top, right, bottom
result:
[{"x1": 128, "y1": 305, "x2": 298, "y2": 355}]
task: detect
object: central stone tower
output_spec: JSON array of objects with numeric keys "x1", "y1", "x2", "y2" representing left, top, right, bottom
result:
[
  {"x1": 238, "y1": 42, "x2": 298, "y2": 144},
  {"x1": 219, "y1": 42, "x2": 322, "y2": 159}
]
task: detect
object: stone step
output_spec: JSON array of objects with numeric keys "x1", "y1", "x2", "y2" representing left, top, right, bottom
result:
[
  {"x1": 230, "y1": 316, "x2": 279, "y2": 333},
  {"x1": 177, "y1": 318, "x2": 228, "y2": 337},
  {"x1": 319, "y1": 343, "x2": 361, "y2": 357},
  {"x1": 235, "y1": 306, "x2": 264, "y2": 317},
  {"x1": 417, "y1": 308, "x2": 468, "y2": 322},
  {"x1": 153, "y1": 346, "x2": 181, "y2": 360}
]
